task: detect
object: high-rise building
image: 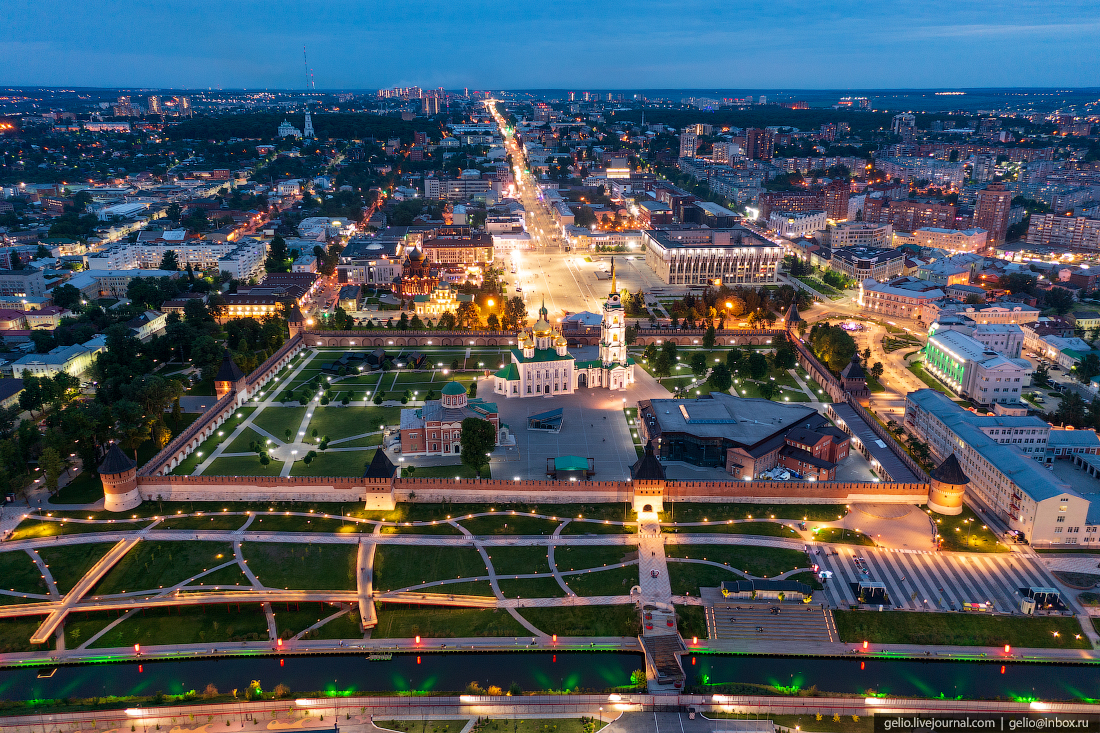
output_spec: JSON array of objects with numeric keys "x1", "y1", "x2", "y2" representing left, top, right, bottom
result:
[
  {"x1": 679, "y1": 132, "x2": 699, "y2": 159},
  {"x1": 824, "y1": 180, "x2": 851, "y2": 220},
  {"x1": 569, "y1": 91, "x2": 576, "y2": 101},
  {"x1": 422, "y1": 95, "x2": 440, "y2": 115},
  {"x1": 975, "y1": 183, "x2": 1013, "y2": 245},
  {"x1": 147, "y1": 95, "x2": 162, "y2": 115},
  {"x1": 743, "y1": 128, "x2": 774, "y2": 160},
  {"x1": 891, "y1": 113, "x2": 916, "y2": 141},
  {"x1": 176, "y1": 96, "x2": 191, "y2": 116}
]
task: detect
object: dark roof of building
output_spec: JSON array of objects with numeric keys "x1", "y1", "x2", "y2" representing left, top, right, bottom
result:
[
  {"x1": 0, "y1": 378, "x2": 24, "y2": 403},
  {"x1": 363, "y1": 449, "x2": 397, "y2": 479},
  {"x1": 215, "y1": 349, "x2": 246, "y2": 383},
  {"x1": 785, "y1": 302, "x2": 802, "y2": 324},
  {"x1": 779, "y1": 444, "x2": 835, "y2": 470},
  {"x1": 99, "y1": 444, "x2": 136, "y2": 475},
  {"x1": 841, "y1": 354, "x2": 865, "y2": 380},
  {"x1": 631, "y1": 443, "x2": 665, "y2": 480},
  {"x1": 931, "y1": 452, "x2": 970, "y2": 485},
  {"x1": 721, "y1": 579, "x2": 813, "y2": 594},
  {"x1": 785, "y1": 427, "x2": 829, "y2": 448}
]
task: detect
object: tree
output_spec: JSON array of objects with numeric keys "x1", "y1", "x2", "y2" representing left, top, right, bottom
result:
[
  {"x1": 625, "y1": 325, "x2": 637, "y2": 345},
  {"x1": 486, "y1": 313, "x2": 500, "y2": 330},
  {"x1": 871, "y1": 362, "x2": 885, "y2": 381},
  {"x1": 52, "y1": 283, "x2": 82, "y2": 310},
  {"x1": 1052, "y1": 391, "x2": 1088, "y2": 427},
  {"x1": 726, "y1": 347, "x2": 743, "y2": 371},
  {"x1": 39, "y1": 447, "x2": 65, "y2": 495},
  {"x1": 702, "y1": 326, "x2": 716, "y2": 348},
  {"x1": 501, "y1": 297, "x2": 527, "y2": 330},
  {"x1": 152, "y1": 418, "x2": 173, "y2": 449},
  {"x1": 159, "y1": 250, "x2": 180, "y2": 271},
  {"x1": 1078, "y1": 353, "x2": 1100, "y2": 384},
  {"x1": 759, "y1": 382, "x2": 781, "y2": 400},
  {"x1": 455, "y1": 301, "x2": 482, "y2": 330},
  {"x1": 459, "y1": 417, "x2": 496, "y2": 478},
  {"x1": 653, "y1": 353, "x2": 672, "y2": 378},
  {"x1": 747, "y1": 351, "x2": 769, "y2": 380},
  {"x1": 1034, "y1": 363, "x2": 1050, "y2": 385},
  {"x1": 113, "y1": 399, "x2": 151, "y2": 461},
  {"x1": 661, "y1": 340, "x2": 678, "y2": 362},
  {"x1": 1045, "y1": 288, "x2": 1075, "y2": 315},
  {"x1": 690, "y1": 352, "x2": 708, "y2": 377},
  {"x1": 265, "y1": 235, "x2": 291, "y2": 273},
  {"x1": 438, "y1": 311, "x2": 457, "y2": 330},
  {"x1": 708, "y1": 363, "x2": 732, "y2": 393},
  {"x1": 18, "y1": 376, "x2": 43, "y2": 417}
]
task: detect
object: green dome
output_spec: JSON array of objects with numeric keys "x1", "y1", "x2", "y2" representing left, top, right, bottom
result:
[{"x1": 442, "y1": 381, "x2": 466, "y2": 396}]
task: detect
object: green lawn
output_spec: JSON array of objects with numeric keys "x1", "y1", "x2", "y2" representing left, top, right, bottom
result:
[
  {"x1": 927, "y1": 505, "x2": 1008, "y2": 552},
  {"x1": 418, "y1": 580, "x2": 496, "y2": 596},
  {"x1": 486, "y1": 546, "x2": 551, "y2": 575},
  {"x1": 814, "y1": 528, "x2": 876, "y2": 546},
  {"x1": 908, "y1": 362, "x2": 954, "y2": 396},
  {"x1": 0, "y1": 550, "x2": 49, "y2": 598},
  {"x1": 564, "y1": 566, "x2": 639, "y2": 596},
  {"x1": 89, "y1": 604, "x2": 270, "y2": 647},
  {"x1": 496, "y1": 577, "x2": 568, "y2": 598},
  {"x1": 8, "y1": 518, "x2": 149, "y2": 541},
  {"x1": 555, "y1": 545, "x2": 638, "y2": 570},
  {"x1": 664, "y1": 546, "x2": 809, "y2": 577},
  {"x1": 374, "y1": 545, "x2": 489, "y2": 591},
  {"x1": 63, "y1": 610, "x2": 127, "y2": 650},
  {"x1": 411, "y1": 463, "x2": 491, "y2": 479},
  {"x1": 330, "y1": 433, "x2": 383, "y2": 448},
  {"x1": 667, "y1": 521, "x2": 800, "y2": 538},
  {"x1": 835, "y1": 610, "x2": 1091, "y2": 648},
  {"x1": 37, "y1": 543, "x2": 116, "y2": 594},
  {"x1": 561, "y1": 521, "x2": 634, "y2": 535},
  {"x1": 47, "y1": 471, "x2": 104, "y2": 505},
  {"x1": 306, "y1": 406, "x2": 404, "y2": 440},
  {"x1": 249, "y1": 514, "x2": 363, "y2": 533},
  {"x1": 242, "y1": 543, "x2": 356, "y2": 590},
  {"x1": 157, "y1": 514, "x2": 248, "y2": 531},
  {"x1": 187, "y1": 563, "x2": 250, "y2": 588},
  {"x1": 272, "y1": 602, "x2": 356, "y2": 639},
  {"x1": 664, "y1": 502, "x2": 846, "y2": 523},
  {"x1": 517, "y1": 605, "x2": 640, "y2": 637},
  {"x1": 460, "y1": 514, "x2": 561, "y2": 535},
  {"x1": 666, "y1": 562, "x2": 741, "y2": 596},
  {"x1": 92, "y1": 541, "x2": 233, "y2": 595},
  {"x1": 202, "y1": 454, "x2": 278, "y2": 476},
  {"x1": 224, "y1": 427, "x2": 268, "y2": 454},
  {"x1": 310, "y1": 608, "x2": 364, "y2": 640},
  {"x1": 676, "y1": 605, "x2": 708, "y2": 639},
  {"x1": 251, "y1": 406, "x2": 307, "y2": 440},
  {"x1": 377, "y1": 721, "x2": 487, "y2": 733},
  {"x1": 372, "y1": 606, "x2": 528, "y2": 638},
  {"x1": 288, "y1": 449, "x2": 377, "y2": 477},
  {"x1": 0, "y1": 616, "x2": 53, "y2": 653}
]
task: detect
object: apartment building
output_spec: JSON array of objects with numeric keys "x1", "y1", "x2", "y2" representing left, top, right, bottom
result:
[
  {"x1": 904, "y1": 389, "x2": 1090, "y2": 546},
  {"x1": 0, "y1": 268, "x2": 47, "y2": 298},
  {"x1": 1026, "y1": 214, "x2": 1100, "y2": 252},
  {"x1": 642, "y1": 227, "x2": 782, "y2": 286},
  {"x1": 863, "y1": 198, "x2": 958, "y2": 231},
  {"x1": 893, "y1": 227, "x2": 988, "y2": 253},
  {"x1": 858, "y1": 277, "x2": 946, "y2": 320},
  {"x1": 827, "y1": 222, "x2": 893, "y2": 248},
  {"x1": 769, "y1": 210, "x2": 827, "y2": 239},
  {"x1": 830, "y1": 246, "x2": 907, "y2": 281}
]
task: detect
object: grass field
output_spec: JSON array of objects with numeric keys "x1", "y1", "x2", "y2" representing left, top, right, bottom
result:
[
  {"x1": 288, "y1": 449, "x2": 377, "y2": 477},
  {"x1": 0, "y1": 550, "x2": 49, "y2": 599},
  {"x1": 664, "y1": 545, "x2": 810, "y2": 577},
  {"x1": 243, "y1": 543, "x2": 356, "y2": 590},
  {"x1": 271, "y1": 602, "x2": 357, "y2": 639},
  {"x1": 668, "y1": 521, "x2": 800, "y2": 538},
  {"x1": 8, "y1": 518, "x2": 150, "y2": 541},
  {"x1": 63, "y1": 610, "x2": 127, "y2": 649},
  {"x1": 928, "y1": 505, "x2": 1007, "y2": 552},
  {"x1": 412, "y1": 463, "x2": 491, "y2": 479},
  {"x1": 47, "y1": 471, "x2": 104, "y2": 505},
  {"x1": 563, "y1": 566, "x2": 639, "y2": 596},
  {"x1": 814, "y1": 528, "x2": 876, "y2": 546},
  {"x1": 517, "y1": 605, "x2": 640, "y2": 637},
  {"x1": 486, "y1": 546, "x2": 551, "y2": 575},
  {"x1": 306, "y1": 406, "x2": 404, "y2": 439},
  {"x1": 251, "y1": 406, "x2": 307, "y2": 440},
  {"x1": 664, "y1": 503, "x2": 847, "y2": 522},
  {"x1": 460, "y1": 514, "x2": 561, "y2": 535},
  {"x1": 372, "y1": 606, "x2": 527, "y2": 638},
  {"x1": 0, "y1": 616, "x2": 52, "y2": 653},
  {"x1": 89, "y1": 604, "x2": 270, "y2": 647},
  {"x1": 203, "y1": 454, "x2": 278, "y2": 476},
  {"x1": 419, "y1": 580, "x2": 496, "y2": 596},
  {"x1": 92, "y1": 541, "x2": 233, "y2": 595},
  {"x1": 834, "y1": 610, "x2": 1090, "y2": 648},
  {"x1": 555, "y1": 545, "x2": 638, "y2": 570},
  {"x1": 373, "y1": 545, "x2": 489, "y2": 591},
  {"x1": 676, "y1": 605, "x2": 708, "y2": 639},
  {"x1": 666, "y1": 562, "x2": 741, "y2": 596},
  {"x1": 157, "y1": 514, "x2": 249, "y2": 531},
  {"x1": 496, "y1": 577, "x2": 568, "y2": 598},
  {"x1": 187, "y1": 563, "x2": 250, "y2": 588},
  {"x1": 37, "y1": 542, "x2": 116, "y2": 594}
]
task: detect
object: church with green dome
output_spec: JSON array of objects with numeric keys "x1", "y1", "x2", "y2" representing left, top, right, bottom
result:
[{"x1": 492, "y1": 265, "x2": 635, "y2": 398}]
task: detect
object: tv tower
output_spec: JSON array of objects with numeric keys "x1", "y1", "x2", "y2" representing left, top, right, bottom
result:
[{"x1": 302, "y1": 46, "x2": 315, "y2": 90}]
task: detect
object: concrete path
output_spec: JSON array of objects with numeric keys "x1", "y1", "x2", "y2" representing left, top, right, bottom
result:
[
  {"x1": 26, "y1": 548, "x2": 60, "y2": 599},
  {"x1": 236, "y1": 539, "x2": 277, "y2": 640}
]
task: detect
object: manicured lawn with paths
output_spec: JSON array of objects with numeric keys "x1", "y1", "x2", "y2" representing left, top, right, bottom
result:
[
  {"x1": 814, "y1": 527, "x2": 875, "y2": 546},
  {"x1": 93, "y1": 541, "x2": 233, "y2": 595},
  {"x1": 417, "y1": 580, "x2": 495, "y2": 596},
  {"x1": 185, "y1": 564, "x2": 250, "y2": 588},
  {"x1": 37, "y1": 543, "x2": 116, "y2": 594},
  {"x1": 834, "y1": 610, "x2": 1090, "y2": 648},
  {"x1": 330, "y1": 433, "x2": 383, "y2": 448},
  {"x1": 272, "y1": 602, "x2": 354, "y2": 639},
  {"x1": 460, "y1": 515, "x2": 561, "y2": 535},
  {"x1": 9, "y1": 518, "x2": 149, "y2": 541},
  {"x1": 517, "y1": 606, "x2": 640, "y2": 637},
  {"x1": 203, "y1": 454, "x2": 278, "y2": 476},
  {"x1": 666, "y1": 562, "x2": 740, "y2": 596},
  {"x1": 373, "y1": 545, "x2": 489, "y2": 592},
  {"x1": 485, "y1": 546, "x2": 551, "y2": 575},
  {"x1": 251, "y1": 406, "x2": 307, "y2": 440},
  {"x1": 666, "y1": 521, "x2": 799, "y2": 538},
  {"x1": 289, "y1": 449, "x2": 377, "y2": 477},
  {"x1": 411, "y1": 464, "x2": 490, "y2": 479},
  {"x1": 564, "y1": 566, "x2": 639, "y2": 596},
  {"x1": 47, "y1": 471, "x2": 105, "y2": 505},
  {"x1": 665, "y1": 503, "x2": 847, "y2": 522},
  {"x1": 89, "y1": 604, "x2": 270, "y2": 647},
  {"x1": 242, "y1": 543, "x2": 356, "y2": 590},
  {"x1": 561, "y1": 521, "x2": 634, "y2": 535},
  {"x1": 307, "y1": 406, "x2": 404, "y2": 439},
  {"x1": 0, "y1": 550, "x2": 49, "y2": 600},
  {"x1": 157, "y1": 514, "x2": 248, "y2": 531},
  {"x1": 664, "y1": 545, "x2": 810, "y2": 577},
  {"x1": 495, "y1": 577, "x2": 567, "y2": 598},
  {"x1": 224, "y1": 427, "x2": 268, "y2": 454},
  {"x1": 372, "y1": 606, "x2": 527, "y2": 638},
  {"x1": 0, "y1": 617, "x2": 52, "y2": 653},
  {"x1": 250, "y1": 514, "x2": 363, "y2": 533},
  {"x1": 555, "y1": 545, "x2": 638, "y2": 570}
]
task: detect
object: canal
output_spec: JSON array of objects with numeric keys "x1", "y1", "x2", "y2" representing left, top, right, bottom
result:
[{"x1": 0, "y1": 653, "x2": 1097, "y2": 703}]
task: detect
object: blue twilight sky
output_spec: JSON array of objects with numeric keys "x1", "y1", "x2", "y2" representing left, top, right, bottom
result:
[{"x1": 3, "y1": 0, "x2": 1099, "y2": 90}]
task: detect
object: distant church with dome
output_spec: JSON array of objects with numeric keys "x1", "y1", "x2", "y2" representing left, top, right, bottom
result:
[{"x1": 493, "y1": 266, "x2": 635, "y2": 398}]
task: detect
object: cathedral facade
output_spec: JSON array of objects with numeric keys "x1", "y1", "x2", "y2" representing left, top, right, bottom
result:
[{"x1": 493, "y1": 286, "x2": 635, "y2": 398}]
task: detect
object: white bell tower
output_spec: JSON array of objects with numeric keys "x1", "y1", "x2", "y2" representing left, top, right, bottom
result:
[{"x1": 599, "y1": 261, "x2": 627, "y2": 366}]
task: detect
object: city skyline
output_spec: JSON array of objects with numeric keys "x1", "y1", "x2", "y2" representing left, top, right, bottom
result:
[{"x1": 2, "y1": 0, "x2": 1099, "y2": 90}]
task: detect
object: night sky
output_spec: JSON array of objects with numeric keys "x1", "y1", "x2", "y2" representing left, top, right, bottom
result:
[{"x1": 3, "y1": 0, "x2": 1099, "y2": 89}]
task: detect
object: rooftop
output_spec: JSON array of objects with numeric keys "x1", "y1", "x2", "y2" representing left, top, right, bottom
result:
[{"x1": 641, "y1": 393, "x2": 815, "y2": 447}]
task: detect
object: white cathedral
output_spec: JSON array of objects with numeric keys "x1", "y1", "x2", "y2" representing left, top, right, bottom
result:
[{"x1": 493, "y1": 274, "x2": 635, "y2": 398}]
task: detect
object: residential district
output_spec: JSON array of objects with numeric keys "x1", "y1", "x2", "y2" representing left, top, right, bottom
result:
[{"x1": 1, "y1": 87, "x2": 1100, "y2": 721}]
